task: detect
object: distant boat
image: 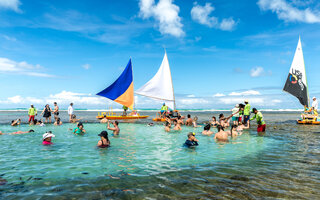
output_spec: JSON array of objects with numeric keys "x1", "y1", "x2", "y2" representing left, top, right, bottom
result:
[
  {"x1": 135, "y1": 52, "x2": 178, "y2": 121},
  {"x1": 283, "y1": 37, "x2": 319, "y2": 124},
  {"x1": 96, "y1": 59, "x2": 149, "y2": 120}
]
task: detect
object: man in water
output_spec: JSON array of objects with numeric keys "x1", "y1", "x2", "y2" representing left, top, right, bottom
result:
[
  {"x1": 312, "y1": 97, "x2": 318, "y2": 116},
  {"x1": 185, "y1": 114, "x2": 193, "y2": 126},
  {"x1": 160, "y1": 103, "x2": 168, "y2": 117},
  {"x1": 53, "y1": 102, "x2": 59, "y2": 122},
  {"x1": 243, "y1": 100, "x2": 251, "y2": 126},
  {"x1": 184, "y1": 132, "x2": 198, "y2": 147},
  {"x1": 107, "y1": 120, "x2": 120, "y2": 135},
  {"x1": 250, "y1": 108, "x2": 266, "y2": 134},
  {"x1": 100, "y1": 115, "x2": 108, "y2": 123},
  {"x1": 11, "y1": 119, "x2": 21, "y2": 126},
  {"x1": 28, "y1": 104, "x2": 37, "y2": 124},
  {"x1": 68, "y1": 103, "x2": 74, "y2": 122},
  {"x1": 173, "y1": 119, "x2": 182, "y2": 130},
  {"x1": 214, "y1": 125, "x2": 229, "y2": 142}
]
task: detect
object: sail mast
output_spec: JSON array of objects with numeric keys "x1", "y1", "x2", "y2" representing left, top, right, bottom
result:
[{"x1": 300, "y1": 36, "x2": 310, "y2": 106}]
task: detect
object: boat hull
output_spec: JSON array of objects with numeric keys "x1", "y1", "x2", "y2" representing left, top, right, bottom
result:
[
  {"x1": 297, "y1": 119, "x2": 320, "y2": 125},
  {"x1": 152, "y1": 118, "x2": 166, "y2": 122},
  {"x1": 96, "y1": 115, "x2": 149, "y2": 120}
]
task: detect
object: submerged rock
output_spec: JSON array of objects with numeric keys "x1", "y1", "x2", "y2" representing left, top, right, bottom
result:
[{"x1": 230, "y1": 175, "x2": 249, "y2": 182}]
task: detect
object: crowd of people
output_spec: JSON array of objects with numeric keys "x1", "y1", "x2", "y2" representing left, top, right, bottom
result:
[
  {"x1": 3, "y1": 99, "x2": 267, "y2": 149},
  {"x1": 159, "y1": 100, "x2": 266, "y2": 147}
]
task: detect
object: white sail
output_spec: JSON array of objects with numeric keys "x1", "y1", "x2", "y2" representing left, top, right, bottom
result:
[
  {"x1": 135, "y1": 52, "x2": 175, "y2": 109},
  {"x1": 283, "y1": 36, "x2": 309, "y2": 107}
]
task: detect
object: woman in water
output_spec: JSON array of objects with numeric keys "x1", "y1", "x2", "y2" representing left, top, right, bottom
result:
[
  {"x1": 210, "y1": 116, "x2": 219, "y2": 127},
  {"x1": 228, "y1": 125, "x2": 242, "y2": 137},
  {"x1": 202, "y1": 124, "x2": 214, "y2": 136},
  {"x1": 97, "y1": 131, "x2": 110, "y2": 148},
  {"x1": 193, "y1": 116, "x2": 201, "y2": 128},
  {"x1": 41, "y1": 104, "x2": 52, "y2": 123},
  {"x1": 54, "y1": 118, "x2": 63, "y2": 126},
  {"x1": 73, "y1": 122, "x2": 86, "y2": 135},
  {"x1": 42, "y1": 131, "x2": 55, "y2": 145},
  {"x1": 173, "y1": 119, "x2": 182, "y2": 131},
  {"x1": 164, "y1": 121, "x2": 171, "y2": 132}
]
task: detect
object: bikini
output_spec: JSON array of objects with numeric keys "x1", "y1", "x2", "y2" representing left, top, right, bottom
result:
[{"x1": 99, "y1": 139, "x2": 109, "y2": 148}]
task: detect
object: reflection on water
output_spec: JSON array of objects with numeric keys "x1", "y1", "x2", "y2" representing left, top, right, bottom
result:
[{"x1": 0, "y1": 119, "x2": 319, "y2": 199}]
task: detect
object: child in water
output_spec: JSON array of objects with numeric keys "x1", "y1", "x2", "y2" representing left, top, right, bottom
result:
[
  {"x1": 184, "y1": 132, "x2": 199, "y2": 147},
  {"x1": 97, "y1": 131, "x2": 110, "y2": 148},
  {"x1": 42, "y1": 131, "x2": 55, "y2": 145},
  {"x1": 73, "y1": 122, "x2": 86, "y2": 135}
]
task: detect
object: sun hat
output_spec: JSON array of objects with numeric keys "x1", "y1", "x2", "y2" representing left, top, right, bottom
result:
[
  {"x1": 98, "y1": 131, "x2": 108, "y2": 138},
  {"x1": 43, "y1": 131, "x2": 55, "y2": 139},
  {"x1": 244, "y1": 100, "x2": 249, "y2": 103},
  {"x1": 313, "y1": 97, "x2": 316, "y2": 99}
]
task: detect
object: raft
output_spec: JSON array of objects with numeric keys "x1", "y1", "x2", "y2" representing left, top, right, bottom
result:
[{"x1": 297, "y1": 119, "x2": 320, "y2": 125}]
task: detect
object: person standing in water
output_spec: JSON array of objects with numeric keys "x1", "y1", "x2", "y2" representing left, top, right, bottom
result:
[
  {"x1": 53, "y1": 102, "x2": 59, "y2": 122},
  {"x1": 107, "y1": 120, "x2": 120, "y2": 135},
  {"x1": 68, "y1": 103, "x2": 74, "y2": 122},
  {"x1": 28, "y1": 104, "x2": 37, "y2": 124},
  {"x1": 243, "y1": 100, "x2": 251, "y2": 126},
  {"x1": 185, "y1": 114, "x2": 193, "y2": 126},
  {"x1": 41, "y1": 104, "x2": 52, "y2": 123},
  {"x1": 173, "y1": 119, "x2": 182, "y2": 130},
  {"x1": 250, "y1": 108, "x2": 266, "y2": 134},
  {"x1": 214, "y1": 125, "x2": 229, "y2": 142},
  {"x1": 202, "y1": 124, "x2": 214, "y2": 136},
  {"x1": 231, "y1": 104, "x2": 240, "y2": 125},
  {"x1": 73, "y1": 122, "x2": 86, "y2": 135},
  {"x1": 184, "y1": 132, "x2": 199, "y2": 147},
  {"x1": 42, "y1": 131, "x2": 55, "y2": 145},
  {"x1": 97, "y1": 131, "x2": 110, "y2": 148}
]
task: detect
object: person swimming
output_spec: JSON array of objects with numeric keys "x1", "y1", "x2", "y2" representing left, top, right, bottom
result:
[
  {"x1": 202, "y1": 124, "x2": 214, "y2": 136},
  {"x1": 214, "y1": 125, "x2": 229, "y2": 142},
  {"x1": 73, "y1": 122, "x2": 86, "y2": 135},
  {"x1": 6, "y1": 129, "x2": 34, "y2": 135},
  {"x1": 42, "y1": 131, "x2": 55, "y2": 145},
  {"x1": 11, "y1": 119, "x2": 21, "y2": 126},
  {"x1": 184, "y1": 132, "x2": 199, "y2": 147},
  {"x1": 229, "y1": 124, "x2": 242, "y2": 137},
  {"x1": 97, "y1": 131, "x2": 110, "y2": 148}
]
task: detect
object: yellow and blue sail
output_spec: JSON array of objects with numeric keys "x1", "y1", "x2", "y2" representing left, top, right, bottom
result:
[{"x1": 97, "y1": 59, "x2": 134, "y2": 110}]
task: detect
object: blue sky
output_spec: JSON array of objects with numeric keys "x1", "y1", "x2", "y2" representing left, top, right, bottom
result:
[{"x1": 0, "y1": 0, "x2": 320, "y2": 109}]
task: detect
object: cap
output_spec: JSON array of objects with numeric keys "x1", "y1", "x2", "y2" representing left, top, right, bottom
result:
[
  {"x1": 251, "y1": 108, "x2": 257, "y2": 113},
  {"x1": 236, "y1": 104, "x2": 239, "y2": 108},
  {"x1": 43, "y1": 132, "x2": 55, "y2": 139},
  {"x1": 98, "y1": 131, "x2": 108, "y2": 138},
  {"x1": 244, "y1": 100, "x2": 249, "y2": 103},
  {"x1": 188, "y1": 132, "x2": 196, "y2": 137}
]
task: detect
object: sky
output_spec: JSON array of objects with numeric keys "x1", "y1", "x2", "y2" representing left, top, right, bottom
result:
[{"x1": 0, "y1": 0, "x2": 320, "y2": 110}]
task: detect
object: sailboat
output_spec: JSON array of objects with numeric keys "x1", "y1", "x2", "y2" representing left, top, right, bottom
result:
[
  {"x1": 135, "y1": 52, "x2": 177, "y2": 121},
  {"x1": 96, "y1": 59, "x2": 149, "y2": 120},
  {"x1": 283, "y1": 37, "x2": 319, "y2": 124}
]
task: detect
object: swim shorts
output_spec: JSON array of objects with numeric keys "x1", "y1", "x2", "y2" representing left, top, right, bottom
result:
[
  {"x1": 232, "y1": 116, "x2": 239, "y2": 121},
  {"x1": 244, "y1": 115, "x2": 250, "y2": 124},
  {"x1": 257, "y1": 124, "x2": 266, "y2": 132}
]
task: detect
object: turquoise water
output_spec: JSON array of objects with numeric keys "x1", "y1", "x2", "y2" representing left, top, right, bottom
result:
[
  {"x1": 0, "y1": 117, "x2": 319, "y2": 199},
  {"x1": 0, "y1": 124, "x2": 276, "y2": 181}
]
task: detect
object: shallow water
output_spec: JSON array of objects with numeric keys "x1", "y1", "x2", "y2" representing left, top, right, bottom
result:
[{"x1": 0, "y1": 112, "x2": 319, "y2": 199}]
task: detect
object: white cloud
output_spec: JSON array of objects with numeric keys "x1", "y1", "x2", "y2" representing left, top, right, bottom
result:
[
  {"x1": 213, "y1": 93, "x2": 226, "y2": 97},
  {"x1": 187, "y1": 94, "x2": 196, "y2": 98},
  {"x1": 8, "y1": 95, "x2": 23, "y2": 104},
  {"x1": 258, "y1": 0, "x2": 320, "y2": 23},
  {"x1": 191, "y1": 2, "x2": 237, "y2": 31},
  {"x1": 228, "y1": 90, "x2": 261, "y2": 96},
  {"x1": 3, "y1": 35, "x2": 17, "y2": 41},
  {"x1": 178, "y1": 98, "x2": 209, "y2": 105},
  {"x1": 250, "y1": 66, "x2": 272, "y2": 77},
  {"x1": 0, "y1": 57, "x2": 54, "y2": 77},
  {"x1": 139, "y1": 0, "x2": 184, "y2": 37},
  {"x1": 82, "y1": 64, "x2": 91, "y2": 70},
  {"x1": 272, "y1": 99, "x2": 282, "y2": 103},
  {"x1": 0, "y1": 0, "x2": 21, "y2": 12}
]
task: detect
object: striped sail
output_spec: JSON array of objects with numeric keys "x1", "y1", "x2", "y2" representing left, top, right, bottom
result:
[{"x1": 97, "y1": 59, "x2": 134, "y2": 110}]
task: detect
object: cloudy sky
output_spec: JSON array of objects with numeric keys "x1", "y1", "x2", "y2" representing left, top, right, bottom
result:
[{"x1": 0, "y1": 0, "x2": 320, "y2": 109}]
